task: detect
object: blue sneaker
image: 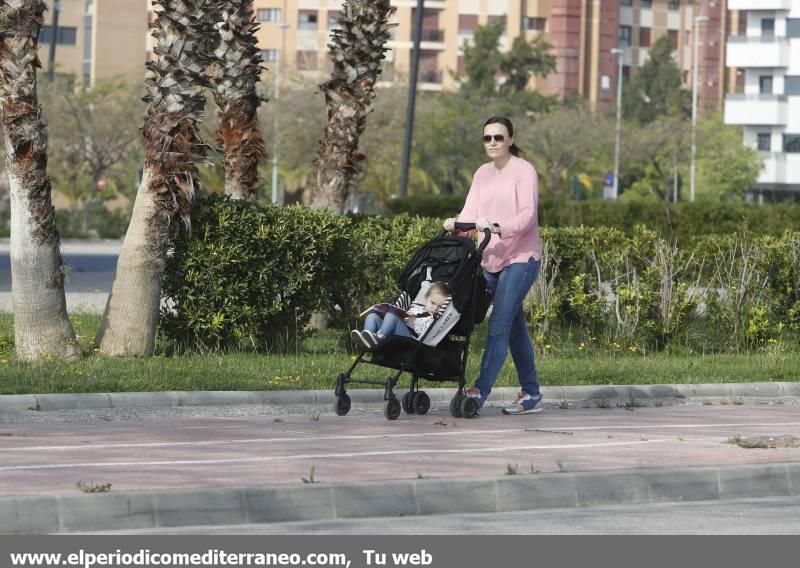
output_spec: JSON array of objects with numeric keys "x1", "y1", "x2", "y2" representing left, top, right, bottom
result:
[{"x1": 502, "y1": 392, "x2": 543, "y2": 415}]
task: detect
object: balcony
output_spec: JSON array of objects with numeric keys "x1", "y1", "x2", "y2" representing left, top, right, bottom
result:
[
  {"x1": 726, "y1": 36, "x2": 789, "y2": 68},
  {"x1": 419, "y1": 69, "x2": 443, "y2": 84},
  {"x1": 728, "y1": 0, "x2": 792, "y2": 9},
  {"x1": 418, "y1": 28, "x2": 444, "y2": 43},
  {"x1": 725, "y1": 94, "x2": 787, "y2": 126},
  {"x1": 758, "y1": 153, "x2": 785, "y2": 185}
]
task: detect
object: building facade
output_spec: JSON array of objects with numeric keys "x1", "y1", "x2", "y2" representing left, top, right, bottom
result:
[
  {"x1": 725, "y1": 0, "x2": 800, "y2": 199},
  {"x1": 253, "y1": 0, "x2": 730, "y2": 113},
  {"x1": 37, "y1": 0, "x2": 149, "y2": 87}
]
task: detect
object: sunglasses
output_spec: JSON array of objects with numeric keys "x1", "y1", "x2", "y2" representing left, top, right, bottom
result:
[{"x1": 483, "y1": 134, "x2": 506, "y2": 143}]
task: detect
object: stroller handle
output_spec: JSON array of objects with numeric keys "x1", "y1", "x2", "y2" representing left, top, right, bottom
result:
[{"x1": 449, "y1": 222, "x2": 493, "y2": 254}]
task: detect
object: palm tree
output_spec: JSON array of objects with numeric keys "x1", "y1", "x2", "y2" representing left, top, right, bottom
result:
[
  {"x1": 95, "y1": 0, "x2": 213, "y2": 356},
  {"x1": 306, "y1": 0, "x2": 395, "y2": 212},
  {"x1": 0, "y1": 0, "x2": 80, "y2": 361},
  {"x1": 210, "y1": 0, "x2": 266, "y2": 200}
]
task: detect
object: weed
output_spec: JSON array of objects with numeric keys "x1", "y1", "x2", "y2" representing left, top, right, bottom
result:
[
  {"x1": 702, "y1": 399, "x2": 713, "y2": 405},
  {"x1": 416, "y1": 471, "x2": 428, "y2": 479},
  {"x1": 301, "y1": 465, "x2": 317, "y2": 483},
  {"x1": 505, "y1": 463, "x2": 519, "y2": 476},
  {"x1": 556, "y1": 460, "x2": 569, "y2": 473},
  {"x1": 559, "y1": 400, "x2": 569, "y2": 410},
  {"x1": 310, "y1": 412, "x2": 320, "y2": 422},
  {"x1": 595, "y1": 398, "x2": 611, "y2": 409},
  {"x1": 530, "y1": 462, "x2": 540, "y2": 474},
  {"x1": 76, "y1": 480, "x2": 112, "y2": 493}
]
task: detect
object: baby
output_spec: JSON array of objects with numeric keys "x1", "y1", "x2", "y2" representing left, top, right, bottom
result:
[{"x1": 351, "y1": 282, "x2": 449, "y2": 350}]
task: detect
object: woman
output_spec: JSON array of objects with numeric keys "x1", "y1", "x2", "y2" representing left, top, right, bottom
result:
[{"x1": 443, "y1": 116, "x2": 542, "y2": 415}]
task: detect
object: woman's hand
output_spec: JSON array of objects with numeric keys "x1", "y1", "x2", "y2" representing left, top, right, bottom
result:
[
  {"x1": 476, "y1": 217, "x2": 501, "y2": 234},
  {"x1": 443, "y1": 218, "x2": 456, "y2": 232}
]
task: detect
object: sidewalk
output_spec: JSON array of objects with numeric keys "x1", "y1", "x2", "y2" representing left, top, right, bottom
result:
[{"x1": 1, "y1": 384, "x2": 799, "y2": 533}]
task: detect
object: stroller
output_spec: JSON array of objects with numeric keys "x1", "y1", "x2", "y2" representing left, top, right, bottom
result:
[{"x1": 334, "y1": 223, "x2": 493, "y2": 420}]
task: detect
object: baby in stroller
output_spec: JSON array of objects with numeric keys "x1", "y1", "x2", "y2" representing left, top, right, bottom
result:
[{"x1": 351, "y1": 281, "x2": 450, "y2": 351}]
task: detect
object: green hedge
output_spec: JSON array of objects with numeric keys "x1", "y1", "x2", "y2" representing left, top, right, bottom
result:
[
  {"x1": 387, "y1": 196, "x2": 800, "y2": 244},
  {"x1": 161, "y1": 195, "x2": 800, "y2": 354}
]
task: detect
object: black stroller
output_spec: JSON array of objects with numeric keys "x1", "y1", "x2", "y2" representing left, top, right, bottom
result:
[{"x1": 334, "y1": 223, "x2": 493, "y2": 420}]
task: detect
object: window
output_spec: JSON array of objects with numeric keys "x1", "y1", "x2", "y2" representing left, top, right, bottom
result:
[
  {"x1": 785, "y1": 76, "x2": 800, "y2": 95},
  {"x1": 640, "y1": 0, "x2": 652, "y2": 7},
  {"x1": 39, "y1": 26, "x2": 77, "y2": 45},
  {"x1": 619, "y1": 25, "x2": 632, "y2": 47},
  {"x1": 522, "y1": 17, "x2": 546, "y2": 32},
  {"x1": 761, "y1": 18, "x2": 775, "y2": 38},
  {"x1": 639, "y1": 27, "x2": 651, "y2": 47},
  {"x1": 458, "y1": 14, "x2": 478, "y2": 35},
  {"x1": 328, "y1": 11, "x2": 340, "y2": 31},
  {"x1": 788, "y1": 19, "x2": 800, "y2": 38},
  {"x1": 760, "y1": 75, "x2": 773, "y2": 94},
  {"x1": 261, "y1": 49, "x2": 278, "y2": 63},
  {"x1": 668, "y1": 0, "x2": 680, "y2": 10},
  {"x1": 621, "y1": 0, "x2": 632, "y2": 5},
  {"x1": 757, "y1": 133, "x2": 772, "y2": 152},
  {"x1": 668, "y1": 30, "x2": 678, "y2": 49},
  {"x1": 296, "y1": 50, "x2": 318, "y2": 70},
  {"x1": 299, "y1": 10, "x2": 318, "y2": 30},
  {"x1": 257, "y1": 8, "x2": 281, "y2": 23},
  {"x1": 784, "y1": 134, "x2": 800, "y2": 153}
]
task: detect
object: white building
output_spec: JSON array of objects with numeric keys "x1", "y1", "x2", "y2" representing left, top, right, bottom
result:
[{"x1": 725, "y1": 0, "x2": 800, "y2": 200}]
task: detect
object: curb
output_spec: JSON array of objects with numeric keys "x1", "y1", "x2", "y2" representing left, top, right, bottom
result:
[
  {"x1": 1, "y1": 462, "x2": 798, "y2": 534},
  {"x1": 1, "y1": 382, "x2": 799, "y2": 413}
]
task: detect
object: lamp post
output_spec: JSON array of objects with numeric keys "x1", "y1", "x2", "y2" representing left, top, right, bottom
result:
[
  {"x1": 690, "y1": 15, "x2": 709, "y2": 203},
  {"x1": 271, "y1": 20, "x2": 290, "y2": 204},
  {"x1": 46, "y1": 0, "x2": 62, "y2": 82},
  {"x1": 399, "y1": 0, "x2": 425, "y2": 199},
  {"x1": 611, "y1": 48, "x2": 624, "y2": 200}
]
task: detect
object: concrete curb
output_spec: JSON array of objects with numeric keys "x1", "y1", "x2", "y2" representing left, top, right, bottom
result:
[
  {"x1": 1, "y1": 462, "x2": 798, "y2": 534},
  {"x1": 1, "y1": 382, "x2": 798, "y2": 413}
]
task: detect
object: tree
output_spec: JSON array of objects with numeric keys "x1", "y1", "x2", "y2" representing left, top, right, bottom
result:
[
  {"x1": 622, "y1": 35, "x2": 690, "y2": 124},
  {"x1": 696, "y1": 115, "x2": 762, "y2": 202},
  {"x1": 498, "y1": 34, "x2": 556, "y2": 95},
  {"x1": 95, "y1": 0, "x2": 213, "y2": 356},
  {"x1": 209, "y1": 0, "x2": 266, "y2": 200},
  {"x1": 306, "y1": 0, "x2": 395, "y2": 212},
  {"x1": 522, "y1": 107, "x2": 608, "y2": 196},
  {"x1": 461, "y1": 17, "x2": 505, "y2": 97},
  {"x1": 621, "y1": 116, "x2": 689, "y2": 203},
  {"x1": 0, "y1": 0, "x2": 80, "y2": 361},
  {"x1": 42, "y1": 77, "x2": 142, "y2": 232}
]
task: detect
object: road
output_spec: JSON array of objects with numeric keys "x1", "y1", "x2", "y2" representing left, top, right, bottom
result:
[
  {"x1": 0, "y1": 250, "x2": 118, "y2": 293},
  {"x1": 90, "y1": 496, "x2": 800, "y2": 534}
]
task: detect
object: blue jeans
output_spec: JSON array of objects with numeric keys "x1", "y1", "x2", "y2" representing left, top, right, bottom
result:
[
  {"x1": 364, "y1": 312, "x2": 413, "y2": 340},
  {"x1": 474, "y1": 257, "x2": 541, "y2": 399}
]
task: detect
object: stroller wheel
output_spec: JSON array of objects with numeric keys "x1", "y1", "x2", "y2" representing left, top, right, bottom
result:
[
  {"x1": 385, "y1": 398, "x2": 401, "y2": 420},
  {"x1": 412, "y1": 392, "x2": 431, "y2": 415},
  {"x1": 402, "y1": 391, "x2": 415, "y2": 414},
  {"x1": 460, "y1": 396, "x2": 479, "y2": 419},
  {"x1": 449, "y1": 395, "x2": 463, "y2": 418},
  {"x1": 335, "y1": 394, "x2": 351, "y2": 416}
]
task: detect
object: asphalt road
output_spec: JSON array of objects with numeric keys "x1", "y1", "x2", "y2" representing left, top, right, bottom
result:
[
  {"x1": 89, "y1": 496, "x2": 800, "y2": 534},
  {"x1": 0, "y1": 252, "x2": 118, "y2": 292}
]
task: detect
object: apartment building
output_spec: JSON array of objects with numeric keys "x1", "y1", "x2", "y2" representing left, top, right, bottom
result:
[
  {"x1": 37, "y1": 0, "x2": 149, "y2": 87},
  {"x1": 725, "y1": 0, "x2": 800, "y2": 199},
  {"x1": 253, "y1": 0, "x2": 731, "y2": 112}
]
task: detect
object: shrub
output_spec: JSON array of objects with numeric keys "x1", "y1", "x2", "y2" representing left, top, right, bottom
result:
[{"x1": 160, "y1": 195, "x2": 350, "y2": 352}]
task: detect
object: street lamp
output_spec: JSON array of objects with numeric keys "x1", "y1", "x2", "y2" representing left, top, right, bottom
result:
[
  {"x1": 690, "y1": 15, "x2": 709, "y2": 203},
  {"x1": 611, "y1": 48, "x2": 624, "y2": 200},
  {"x1": 271, "y1": 20, "x2": 290, "y2": 204}
]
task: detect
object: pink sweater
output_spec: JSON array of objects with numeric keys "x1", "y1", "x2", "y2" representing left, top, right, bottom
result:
[{"x1": 456, "y1": 157, "x2": 541, "y2": 273}]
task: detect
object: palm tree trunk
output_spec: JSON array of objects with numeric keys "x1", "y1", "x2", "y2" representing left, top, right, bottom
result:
[
  {"x1": 95, "y1": 0, "x2": 211, "y2": 356},
  {"x1": 0, "y1": 0, "x2": 79, "y2": 361},
  {"x1": 306, "y1": 0, "x2": 395, "y2": 212},
  {"x1": 212, "y1": 1, "x2": 266, "y2": 200}
]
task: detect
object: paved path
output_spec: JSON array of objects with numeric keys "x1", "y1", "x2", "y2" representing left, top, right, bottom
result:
[{"x1": 1, "y1": 400, "x2": 798, "y2": 497}]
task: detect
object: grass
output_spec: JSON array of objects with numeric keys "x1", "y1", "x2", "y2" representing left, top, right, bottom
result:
[{"x1": 0, "y1": 313, "x2": 799, "y2": 395}]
